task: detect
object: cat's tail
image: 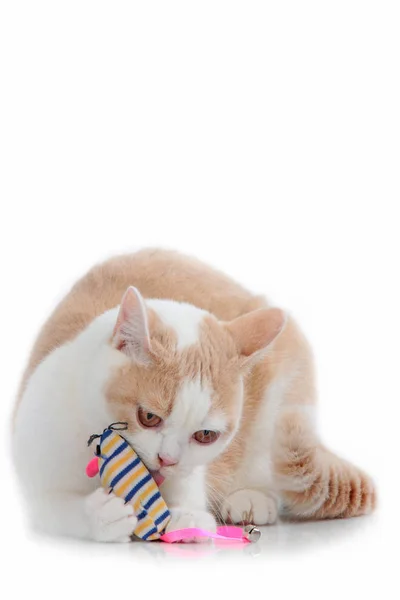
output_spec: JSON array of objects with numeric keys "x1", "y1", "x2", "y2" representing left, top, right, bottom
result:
[{"x1": 273, "y1": 410, "x2": 376, "y2": 519}]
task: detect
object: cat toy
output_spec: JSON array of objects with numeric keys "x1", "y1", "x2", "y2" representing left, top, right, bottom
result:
[
  {"x1": 86, "y1": 422, "x2": 170, "y2": 540},
  {"x1": 86, "y1": 422, "x2": 261, "y2": 544}
]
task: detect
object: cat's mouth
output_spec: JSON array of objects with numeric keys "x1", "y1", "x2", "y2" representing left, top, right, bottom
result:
[
  {"x1": 150, "y1": 469, "x2": 165, "y2": 487},
  {"x1": 127, "y1": 444, "x2": 166, "y2": 487}
]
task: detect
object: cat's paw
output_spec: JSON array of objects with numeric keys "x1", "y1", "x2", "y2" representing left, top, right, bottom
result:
[
  {"x1": 166, "y1": 507, "x2": 217, "y2": 543},
  {"x1": 85, "y1": 487, "x2": 137, "y2": 542},
  {"x1": 221, "y1": 489, "x2": 278, "y2": 525}
]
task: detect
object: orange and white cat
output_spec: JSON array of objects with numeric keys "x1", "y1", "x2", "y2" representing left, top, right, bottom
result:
[{"x1": 12, "y1": 249, "x2": 376, "y2": 542}]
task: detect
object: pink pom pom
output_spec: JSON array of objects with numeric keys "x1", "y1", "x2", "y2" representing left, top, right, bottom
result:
[{"x1": 86, "y1": 457, "x2": 99, "y2": 477}]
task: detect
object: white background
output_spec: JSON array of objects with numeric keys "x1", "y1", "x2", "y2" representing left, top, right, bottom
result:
[{"x1": 0, "y1": 1, "x2": 399, "y2": 598}]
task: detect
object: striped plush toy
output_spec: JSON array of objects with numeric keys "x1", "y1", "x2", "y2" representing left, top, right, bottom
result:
[{"x1": 86, "y1": 422, "x2": 171, "y2": 541}]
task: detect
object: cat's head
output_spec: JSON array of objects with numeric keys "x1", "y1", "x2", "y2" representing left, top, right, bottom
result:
[{"x1": 105, "y1": 287, "x2": 285, "y2": 481}]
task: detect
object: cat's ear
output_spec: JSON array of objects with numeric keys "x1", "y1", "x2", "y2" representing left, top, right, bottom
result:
[
  {"x1": 226, "y1": 308, "x2": 286, "y2": 370},
  {"x1": 112, "y1": 286, "x2": 151, "y2": 364}
]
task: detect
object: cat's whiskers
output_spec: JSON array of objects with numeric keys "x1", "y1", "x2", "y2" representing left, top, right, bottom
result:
[{"x1": 205, "y1": 483, "x2": 230, "y2": 527}]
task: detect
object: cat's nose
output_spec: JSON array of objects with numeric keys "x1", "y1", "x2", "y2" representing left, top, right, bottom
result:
[{"x1": 158, "y1": 453, "x2": 178, "y2": 467}]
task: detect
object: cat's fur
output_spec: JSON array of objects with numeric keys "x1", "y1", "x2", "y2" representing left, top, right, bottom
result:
[{"x1": 12, "y1": 249, "x2": 376, "y2": 542}]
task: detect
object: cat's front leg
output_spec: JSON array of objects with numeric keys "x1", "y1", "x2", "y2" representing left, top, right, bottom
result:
[
  {"x1": 212, "y1": 451, "x2": 278, "y2": 525},
  {"x1": 161, "y1": 467, "x2": 216, "y2": 542}
]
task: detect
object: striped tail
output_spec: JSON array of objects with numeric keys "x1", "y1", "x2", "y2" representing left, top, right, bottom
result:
[{"x1": 273, "y1": 410, "x2": 376, "y2": 519}]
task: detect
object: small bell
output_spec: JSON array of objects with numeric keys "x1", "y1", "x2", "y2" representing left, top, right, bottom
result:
[{"x1": 243, "y1": 524, "x2": 261, "y2": 543}]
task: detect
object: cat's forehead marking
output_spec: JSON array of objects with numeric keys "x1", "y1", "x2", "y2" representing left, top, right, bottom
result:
[
  {"x1": 147, "y1": 299, "x2": 206, "y2": 350},
  {"x1": 167, "y1": 378, "x2": 211, "y2": 431}
]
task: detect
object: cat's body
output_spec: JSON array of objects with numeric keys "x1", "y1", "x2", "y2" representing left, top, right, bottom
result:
[{"x1": 13, "y1": 249, "x2": 375, "y2": 542}]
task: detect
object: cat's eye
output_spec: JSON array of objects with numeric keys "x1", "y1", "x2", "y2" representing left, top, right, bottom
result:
[
  {"x1": 137, "y1": 407, "x2": 162, "y2": 428},
  {"x1": 193, "y1": 430, "x2": 220, "y2": 444}
]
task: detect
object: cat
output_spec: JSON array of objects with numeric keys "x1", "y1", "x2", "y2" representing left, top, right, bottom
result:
[{"x1": 12, "y1": 248, "x2": 376, "y2": 542}]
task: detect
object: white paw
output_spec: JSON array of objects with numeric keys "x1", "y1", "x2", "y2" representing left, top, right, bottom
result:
[
  {"x1": 85, "y1": 487, "x2": 138, "y2": 543},
  {"x1": 166, "y1": 507, "x2": 217, "y2": 543},
  {"x1": 221, "y1": 489, "x2": 278, "y2": 525}
]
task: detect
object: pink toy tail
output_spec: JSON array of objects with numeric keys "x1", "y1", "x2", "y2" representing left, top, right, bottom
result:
[{"x1": 160, "y1": 526, "x2": 251, "y2": 544}]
